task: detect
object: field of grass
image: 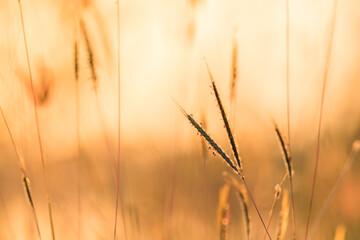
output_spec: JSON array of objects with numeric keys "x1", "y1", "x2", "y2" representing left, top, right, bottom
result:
[{"x1": 0, "y1": 0, "x2": 360, "y2": 239}]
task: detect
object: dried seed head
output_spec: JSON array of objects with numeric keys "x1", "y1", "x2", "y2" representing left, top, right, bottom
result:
[
  {"x1": 74, "y1": 39, "x2": 79, "y2": 81},
  {"x1": 175, "y1": 101, "x2": 239, "y2": 173},
  {"x1": 230, "y1": 32, "x2": 238, "y2": 103},
  {"x1": 80, "y1": 19, "x2": 97, "y2": 90},
  {"x1": 273, "y1": 120, "x2": 292, "y2": 177},
  {"x1": 203, "y1": 58, "x2": 242, "y2": 170}
]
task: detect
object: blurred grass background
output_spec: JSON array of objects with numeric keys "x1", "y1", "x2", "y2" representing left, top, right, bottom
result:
[{"x1": 0, "y1": 0, "x2": 360, "y2": 239}]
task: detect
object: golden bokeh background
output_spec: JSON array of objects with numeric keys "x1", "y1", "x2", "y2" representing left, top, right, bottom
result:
[{"x1": 0, "y1": 0, "x2": 359, "y2": 239}]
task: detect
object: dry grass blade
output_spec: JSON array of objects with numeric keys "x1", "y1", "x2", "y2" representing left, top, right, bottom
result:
[
  {"x1": 204, "y1": 59, "x2": 242, "y2": 170},
  {"x1": 277, "y1": 190, "x2": 289, "y2": 240},
  {"x1": 333, "y1": 225, "x2": 346, "y2": 240},
  {"x1": 263, "y1": 173, "x2": 288, "y2": 240},
  {"x1": 17, "y1": 1, "x2": 55, "y2": 239},
  {"x1": 309, "y1": 140, "x2": 360, "y2": 239},
  {"x1": 305, "y1": 0, "x2": 339, "y2": 238},
  {"x1": 175, "y1": 102, "x2": 238, "y2": 173}
]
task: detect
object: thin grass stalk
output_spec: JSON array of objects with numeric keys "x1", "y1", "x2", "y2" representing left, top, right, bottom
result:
[
  {"x1": 263, "y1": 173, "x2": 288, "y2": 240},
  {"x1": 204, "y1": 59, "x2": 242, "y2": 170},
  {"x1": 79, "y1": 19, "x2": 113, "y2": 158},
  {"x1": 223, "y1": 172, "x2": 250, "y2": 240},
  {"x1": 74, "y1": 24, "x2": 81, "y2": 240},
  {"x1": 241, "y1": 177, "x2": 272, "y2": 240},
  {"x1": 237, "y1": 187, "x2": 250, "y2": 240},
  {"x1": 114, "y1": 1, "x2": 128, "y2": 239},
  {"x1": 200, "y1": 111, "x2": 209, "y2": 237},
  {"x1": 21, "y1": 160, "x2": 42, "y2": 240},
  {"x1": 17, "y1": 1, "x2": 55, "y2": 239},
  {"x1": 200, "y1": 111, "x2": 208, "y2": 164},
  {"x1": 285, "y1": 2, "x2": 296, "y2": 237},
  {"x1": 0, "y1": 106, "x2": 42, "y2": 240},
  {"x1": 308, "y1": 140, "x2": 359, "y2": 239},
  {"x1": 304, "y1": 0, "x2": 339, "y2": 238},
  {"x1": 176, "y1": 102, "x2": 272, "y2": 239},
  {"x1": 285, "y1": 0, "x2": 290, "y2": 149}
]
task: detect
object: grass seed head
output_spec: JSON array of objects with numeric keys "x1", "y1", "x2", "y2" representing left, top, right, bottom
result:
[
  {"x1": 175, "y1": 101, "x2": 239, "y2": 173},
  {"x1": 80, "y1": 19, "x2": 97, "y2": 90},
  {"x1": 230, "y1": 33, "x2": 238, "y2": 103},
  {"x1": 203, "y1": 58, "x2": 242, "y2": 170},
  {"x1": 272, "y1": 120, "x2": 292, "y2": 177}
]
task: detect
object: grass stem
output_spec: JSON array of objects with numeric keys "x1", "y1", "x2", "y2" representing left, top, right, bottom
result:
[
  {"x1": 17, "y1": 1, "x2": 55, "y2": 238},
  {"x1": 304, "y1": 1, "x2": 339, "y2": 239}
]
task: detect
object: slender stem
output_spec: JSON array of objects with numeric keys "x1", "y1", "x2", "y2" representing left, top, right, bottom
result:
[
  {"x1": 308, "y1": 141, "x2": 359, "y2": 239},
  {"x1": 114, "y1": 1, "x2": 127, "y2": 239},
  {"x1": 263, "y1": 173, "x2": 287, "y2": 240},
  {"x1": 0, "y1": 106, "x2": 42, "y2": 240},
  {"x1": 241, "y1": 175, "x2": 272, "y2": 240},
  {"x1": 94, "y1": 92, "x2": 114, "y2": 164},
  {"x1": 289, "y1": 174, "x2": 296, "y2": 239},
  {"x1": 76, "y1": 78, "x2": 81, "y2": 240},
  {"x1": 285, "y1": 0, "x2": 290, "y2": 146},
  {"x1": 17, "y1": 1, "x2": 55, "y2": 239},
  {"x1": 304, "y1": 0, "x2": 338, "y2": 239},
  {"x1": 285, "y1": 1, "x2": 296, "y2": 238},
  {"x1": 74, "y1": 20, "x2": 81, "y2": 240}
]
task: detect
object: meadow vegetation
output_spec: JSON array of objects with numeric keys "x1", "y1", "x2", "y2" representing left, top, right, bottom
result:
[{"x1": 0, "y1": 0, "x2": 359, "y2": 239}]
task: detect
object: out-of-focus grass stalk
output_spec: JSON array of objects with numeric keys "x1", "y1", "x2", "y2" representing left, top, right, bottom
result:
[{"x1": 17, "y1": 1, "x2": 55, "y2": 239}]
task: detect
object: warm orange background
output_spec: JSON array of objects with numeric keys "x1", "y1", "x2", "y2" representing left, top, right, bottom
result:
[{"x1": 0, "y1": 0, "x2": 359, "y2": 239}]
